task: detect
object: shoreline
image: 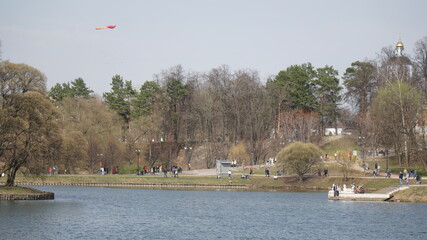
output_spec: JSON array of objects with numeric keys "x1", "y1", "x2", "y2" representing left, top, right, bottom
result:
[
  {"x1": 0, "y1": 186, "x2": 54, "y2": 200},
  {"x1": 2, "y1": 181, "x2": 325, "y2": 192},
  {"x1": 1, "y1": 174, "x2": 426, "y2": 202},
  {"x1": 3, "y1": 183, "x2": 426, "y2": 203}
]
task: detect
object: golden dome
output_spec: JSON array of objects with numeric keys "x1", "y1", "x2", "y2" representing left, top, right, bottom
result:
[{"x1": 396, "y1": 41, "x2": 404, "y2": 49}]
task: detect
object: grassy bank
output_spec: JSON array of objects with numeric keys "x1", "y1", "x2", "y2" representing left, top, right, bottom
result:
[
  {"x1": 389, "y1": 187, "x2": 427, "y2": 203},
  {"x1": 0, "y1": 186, "x2": 46, "y2": 194},
  {"x1": 1, "y1": 173, "x2": 412, "y2": 192},
  {"x1": 2, "y1": 174, "x2": 425, "y2": 203},
  {"x1": 3, "y1": 174, "x2": 286, "y2": 189}
]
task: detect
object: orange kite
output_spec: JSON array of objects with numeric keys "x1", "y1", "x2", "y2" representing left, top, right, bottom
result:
[{"x1": 96, "y1": 25, "x2": 116, "y2": 30}]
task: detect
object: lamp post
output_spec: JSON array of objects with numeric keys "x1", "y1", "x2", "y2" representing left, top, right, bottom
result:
[
  {"x1": 149, "y1": 139, "x2": 154, "y2": 166},
  {"x1": 358, "y1": 136, "x2": 365, "y2": 161},
  {"x1": 184, "y1": 146, "x2": 193, "y2": 170},
  {"x1": 136, "y1": 149, "x2": 141, "y2": 175},
  {"x1": 97, "y1": 153, "x2": 103, "y2": 174}
]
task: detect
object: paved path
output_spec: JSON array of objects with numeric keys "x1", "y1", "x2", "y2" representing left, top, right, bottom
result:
[
  {"x1": 374, "y1": 185, "x2": 409, "y2": 194},
  {"x1": 182, "y1": 165, "x2": 275, "y2": 176},
  {"x1": 182, "y1": 168, "x2": 217, "y2": 176}
]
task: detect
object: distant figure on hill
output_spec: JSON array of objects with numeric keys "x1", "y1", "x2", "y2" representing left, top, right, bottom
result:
[
  {"x1": 416, "y1": 175, "x2": 422, "y2": 184},
  {"x1": 323, "y1": 169, "x2": 328, "y2": 177},
  {"x1": 386, "y1": 169, "x2": 391, "y2": 178}
]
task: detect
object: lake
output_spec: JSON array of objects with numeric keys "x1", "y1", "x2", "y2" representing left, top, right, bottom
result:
[{"x1": 1, "y1": 186, "x2": 426, "y2": 239}]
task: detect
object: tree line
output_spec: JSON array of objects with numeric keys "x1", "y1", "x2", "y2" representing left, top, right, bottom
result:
[{"x1": 1, "y1": 37, "x2": 427, "y2": 185}]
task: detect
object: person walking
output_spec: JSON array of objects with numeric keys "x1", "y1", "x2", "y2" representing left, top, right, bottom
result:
[
  {"x1": 323, "y1": 169, "x2": 328, "y2": 176},
  {"x1": 399, "y1": 172, "x2": 403, "y2": 185},
  {"x1": 386, "y1": 169, "x2": 391, "y2": 178},
  {"x1": 332, "y1": 184, "x2": 339, "y2": 197},
  {"x1": 416, "y1": 174, "x2": 422, "y2": 184},
  {"x1": 265, "y1": 168, "x2": 270, "y2": 177}
]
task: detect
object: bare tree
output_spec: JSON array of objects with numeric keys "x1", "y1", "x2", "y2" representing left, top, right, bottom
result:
[
  {"x1": 413, "y1": 37, "x2": 427, "y2": 94},
  {"x1": 336, "y1": 150, "x2": 352, "y2": 181},
  {"x1": 0, "y1": 92, "x2": 60, "y2": 186},
  {"x1": 1, "y1": 61, "x2": 47, "y2": 109},
  {"x1": 62, "y1": 131, "x2": 87, "y2": 174},
  {"x1": 103, "y1": 138, "x2": 122, "y2": 174},
  {"x1": 204, "y1": 65, "x2": 234, "y2": 142},
  {"x1": 279, "y1": 109, "x2": 320, "y2": 143},
  {"x1": 87, "y1": 137, "x2": 103, "y2": 173},
  {"x1": 371, "y1": 81, "x2": 424, "y2": 167}
]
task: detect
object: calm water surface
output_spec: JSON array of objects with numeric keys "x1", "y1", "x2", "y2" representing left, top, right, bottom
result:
[{"x1": 1, "y1": 186, "x2": 426, "y2": 239}]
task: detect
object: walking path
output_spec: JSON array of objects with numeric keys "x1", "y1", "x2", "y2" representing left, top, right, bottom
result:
[
  {"x1": 183, "y1": 168, "x2": 217, "y2": 176},
  {"x1": 374, "y1": 185, "x2": 409, "y2": 195}
]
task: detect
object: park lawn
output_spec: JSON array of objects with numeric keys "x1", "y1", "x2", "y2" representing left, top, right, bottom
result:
[
  {"x1": 321, "y1": 136, "x2": 358, "y2": 155},
  {"x1": 3, "y1": 174, "x2": 285, "y2": 188},
  {"x1": 0, "y1": 173, "x2": 409, "y2": 192},
  {"x1": 239, "y1": 166, "x2": 280, "y2": 176}
]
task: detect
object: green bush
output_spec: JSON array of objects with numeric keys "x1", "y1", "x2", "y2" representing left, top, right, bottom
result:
[
  {"x1": 389, "y1": 167, "x2": 426, "y2": 176},
  {"x1": 117, "y1": 163, "x2": 138, "y2": 174}
]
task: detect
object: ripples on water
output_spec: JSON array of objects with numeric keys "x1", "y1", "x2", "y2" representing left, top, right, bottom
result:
[{"x1": 1, "y1": 186, "x2": 426, "y2": 239}]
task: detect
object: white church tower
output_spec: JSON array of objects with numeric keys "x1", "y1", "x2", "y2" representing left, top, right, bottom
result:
[{"x1": 395, "y1": 39, "x2": 404, "y2": 57}]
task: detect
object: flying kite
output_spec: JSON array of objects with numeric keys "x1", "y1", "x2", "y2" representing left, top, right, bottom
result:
[{"x1": 96, "y1": 25, "x2": 116, "y2": 30}]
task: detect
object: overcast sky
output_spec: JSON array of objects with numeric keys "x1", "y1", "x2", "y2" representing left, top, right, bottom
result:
[{"x1": 1, "y1": 0, "x2": 426, "y2": 94}]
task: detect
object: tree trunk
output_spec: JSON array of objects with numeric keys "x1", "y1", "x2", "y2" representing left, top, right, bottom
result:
[
  {"x1": 276, "y1": 102, "x2": 281, "y2": 139},
  {"x1": 394, "y1": 144, "x2": 402, "y2": 166},
  {"x1": 422, "y1": 158, "x2": 427, "y2": 172},
  {"x1": 6, "y1": 167, "x2": 18, "y2": 186},
  {"x1": 422, "y1": 119, "x2": 427, "y2": 150},
  {"x1": 334, "y1": 117, "x2": 338, "y2": 136}
]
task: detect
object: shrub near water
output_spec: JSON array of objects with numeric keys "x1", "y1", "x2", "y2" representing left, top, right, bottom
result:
[{"x1": 276, "y1": 142, "x2": 322, "y2": 182}]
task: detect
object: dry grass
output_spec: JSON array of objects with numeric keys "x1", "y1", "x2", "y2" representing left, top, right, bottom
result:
[
  {"x1": 390, "y1": 186, "x2": 427, "y2": 203},
  {"x1": 0, "y1": 186, "x2": 45, "y2": 194}
]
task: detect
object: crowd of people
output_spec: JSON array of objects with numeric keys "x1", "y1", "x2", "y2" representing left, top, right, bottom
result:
[
  {"x1": 135, "y1": 165, "x2": 183, "y2": 178},
  {"x1": 332, "y1": 183, "x2": 365, "y2": 196},
  {"x1": 363, "y1": 162, "x2": 423, "y2": 185},
  {"x1": 398, "y1": 168, "x2": 422, "y2": 185},
  {"x1": 351, "y1": 184, "x2": 365, "y2": 194},
  {"x1": 315, "y1": 169, "x2": 329, "y2": 176}
]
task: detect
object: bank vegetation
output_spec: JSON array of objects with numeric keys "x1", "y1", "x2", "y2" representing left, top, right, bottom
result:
[{"x1": 1, "y1": 37, "x2": 427, "y2": 186}]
